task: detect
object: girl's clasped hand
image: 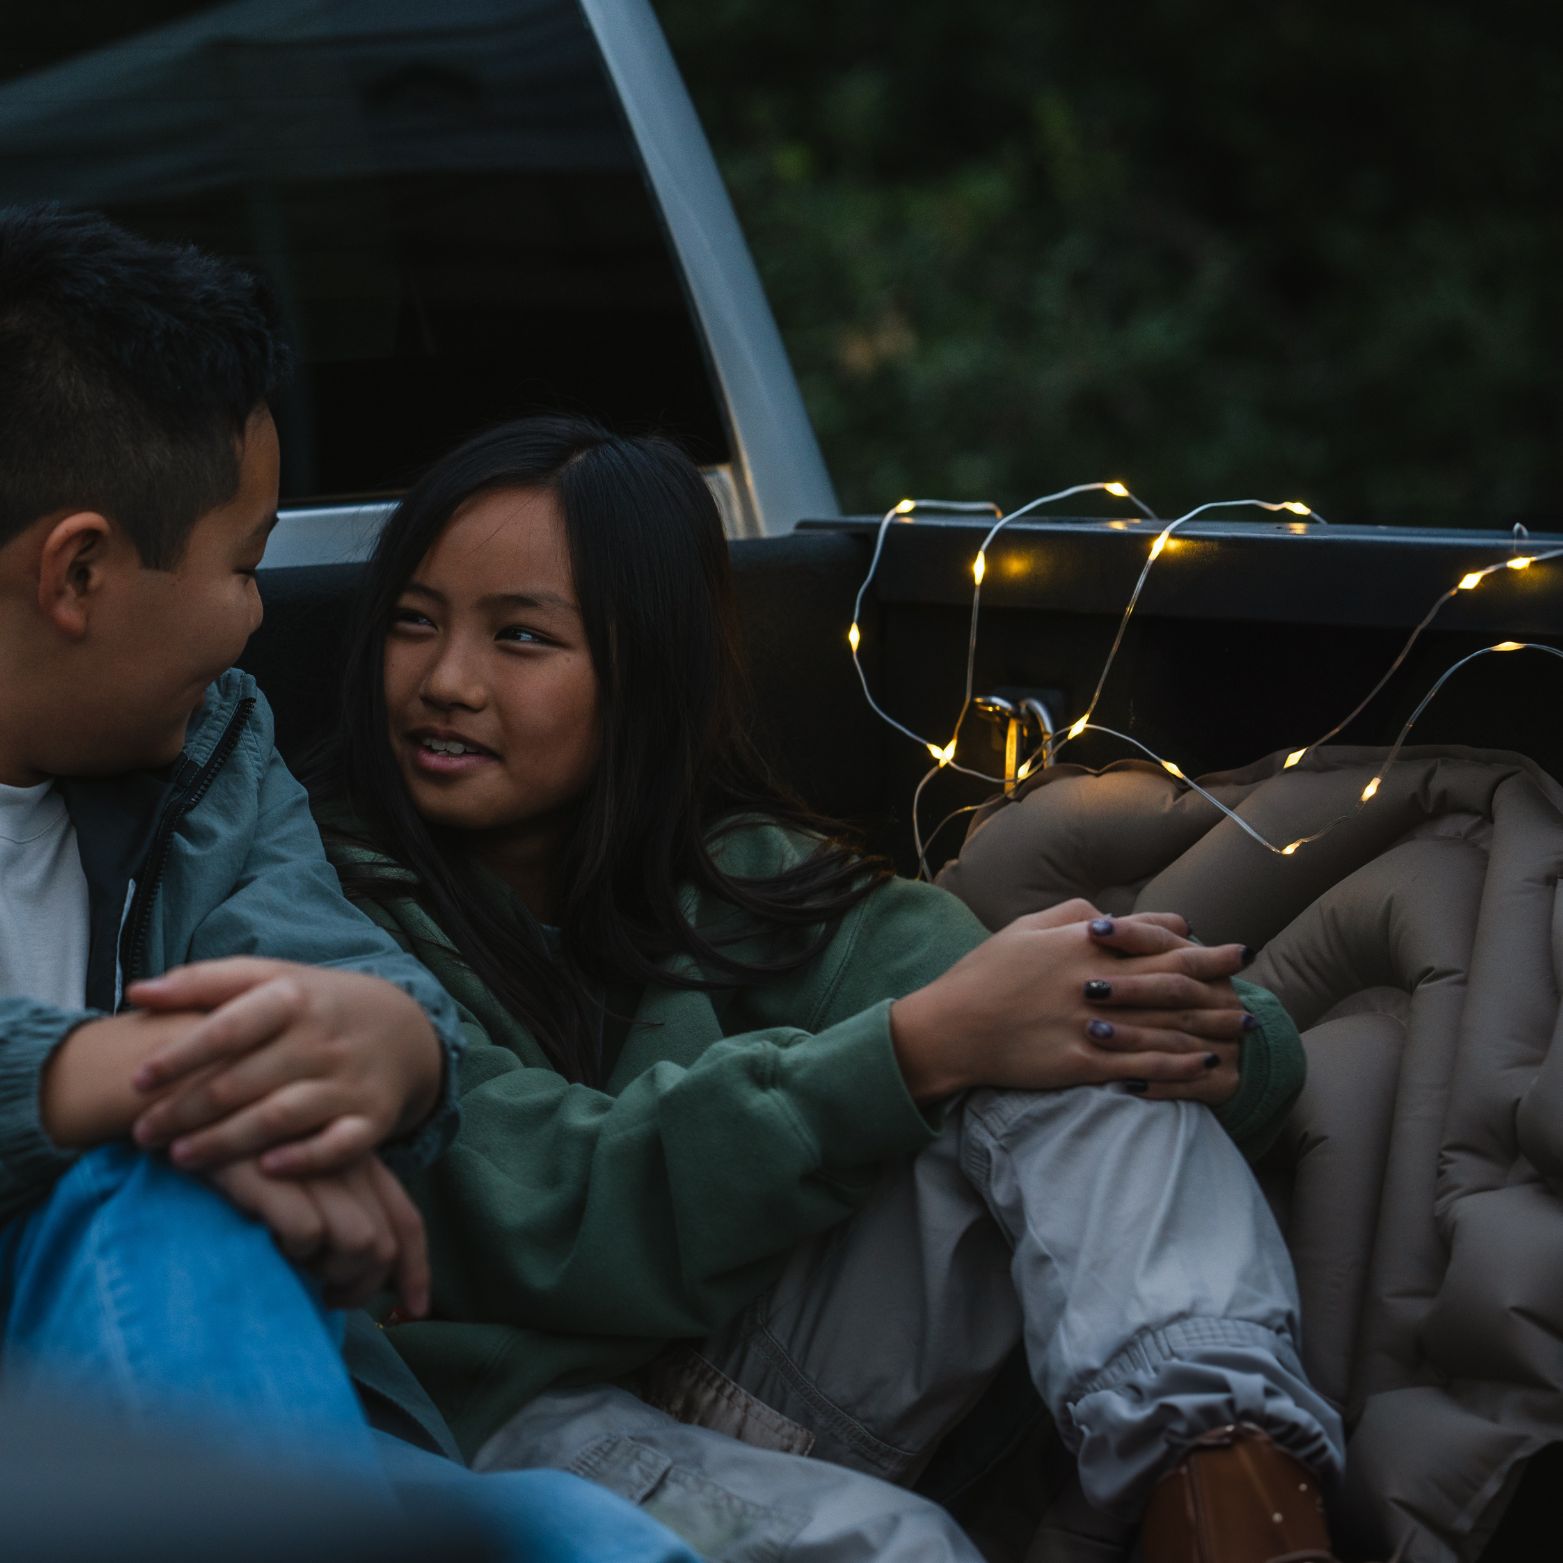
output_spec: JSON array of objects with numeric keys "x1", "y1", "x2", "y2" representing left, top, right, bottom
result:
[{"x1": 889, "y1": 898, "x2": 1249, "y2": 1105}]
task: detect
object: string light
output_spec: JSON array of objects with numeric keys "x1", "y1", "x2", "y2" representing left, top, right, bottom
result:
[
  {"x1": 845, "y1": 482, "x2": 1560, "y2": 872},
  {"x1": 1046, "y1": 498, "x2": 1336, "y2": 762},
  {"x1": 1069, "y1": 634, "x2": 1563, "y2": 859},
  {"x1": 1271, "y1": 542, "x2": 1563, "y2": 762},
  {"x1": 845, "y1": 485, "x2": 1159, "y2": 798},
  {"x1": 1057, "y1": 719, "x2": 1337, "y2": 856}
]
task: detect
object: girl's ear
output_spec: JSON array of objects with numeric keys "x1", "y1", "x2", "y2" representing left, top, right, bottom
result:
[{"x1": 37, "y1": 512, "x2": 115, "y2": 638}]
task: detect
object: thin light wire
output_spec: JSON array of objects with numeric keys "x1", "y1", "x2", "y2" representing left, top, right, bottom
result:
[
  {"x1": 1069, "y1": 722, "x2": 1290, "y2": 853},
  {"x1": 846, "y1": 483, "x2": 1156, "y2": 781},
  {"x1": 1283, "y1": 545, "x2": 1563, "y2": 762},
  {"x1": 914, "y1": 796, "x2": 987, "y2": 883},
  {"x1": 1049, "y1": 499, "x2": 1333, "y2": 759},
  {"x1": 1380, "y1": 641, "x2": 1563, "y2": 769},
  {"x1": 848, "y1": 484, "x2": 1559, "y2": 867},
  {"x1": 847, "y1": 500, "x2": 1003, "y2": 752},
  {"x1": 1052, "y1": 645, "x2": 1562, "y2": 856},
  {"x1": 945, "y1": 485, "x2": 1161, "y2": 759},
  {"x1": 909, "y1": 764, "x2": 941, "y2": 881}
]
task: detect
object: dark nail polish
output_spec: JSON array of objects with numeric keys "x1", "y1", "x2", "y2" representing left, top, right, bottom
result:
[
  {"x1": 1241, "y1": 945, "x2": 1256, "y2": 965},
  {"x1": 1087, "y1": 1019, "x2": 1115, "y2": 1040},
  {"x1": 1089, "y1": 917, "x2": 1115, "y2": 937},
  {"x1": 1084, "y1": 978, "x2": 1113, "y2": 1000},
  {"x1": 1125, "y1": 1079, "x2": 1149, "y2": 1094},
  {"x1": 1204, "y1": 1052, "x2": 1221, "y2": 1069},
  {"x1": 1241, "y1": 1012, "x2": 1260, "y2": 1032}
]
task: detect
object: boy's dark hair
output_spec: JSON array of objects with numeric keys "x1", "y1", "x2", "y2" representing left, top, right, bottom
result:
[{"x1": 0, "y1": 204, "x2": 291, "y2": 567}]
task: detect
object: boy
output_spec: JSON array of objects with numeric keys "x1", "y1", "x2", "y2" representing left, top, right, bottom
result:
[{"x1": 0, "y1": 203, "x2": 696, "y2": 1562}]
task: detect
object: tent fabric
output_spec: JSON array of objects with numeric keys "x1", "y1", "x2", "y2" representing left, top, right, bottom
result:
[{"x1": 936, "y1": 745, "x2": 1563, "y2": 1563}]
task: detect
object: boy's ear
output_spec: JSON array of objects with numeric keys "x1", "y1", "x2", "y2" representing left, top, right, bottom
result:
[{"x1": 36, "y1": 512, "x2": 116, "y2": 639}]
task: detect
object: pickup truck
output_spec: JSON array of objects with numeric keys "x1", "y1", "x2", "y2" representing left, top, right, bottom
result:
[{"x1": 1, "y1": 3, "x2": 1556, "y2": 1560}]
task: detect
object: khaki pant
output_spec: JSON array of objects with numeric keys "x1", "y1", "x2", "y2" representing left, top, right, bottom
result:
[{"x1": 477, "y1": 1085, "x2": 1344, "y2": 1561}]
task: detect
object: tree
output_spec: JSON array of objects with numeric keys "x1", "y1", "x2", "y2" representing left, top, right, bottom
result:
[{"x1": 658, "y1": 0, "x2": 1563, "y2": 527}]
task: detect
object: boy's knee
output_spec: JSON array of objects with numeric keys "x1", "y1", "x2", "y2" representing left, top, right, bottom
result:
[{"x1": 48, "y1": 1143, "x2": 272, "y2": 1256}]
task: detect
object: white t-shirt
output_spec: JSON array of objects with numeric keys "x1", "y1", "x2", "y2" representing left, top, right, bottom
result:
[{"x1": 0, "y1": 780, "x2": 91, "y2": 1010}]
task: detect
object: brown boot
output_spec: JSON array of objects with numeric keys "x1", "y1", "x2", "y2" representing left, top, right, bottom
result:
[{"x1": 1139, "y1": 1423, "x2": 1336, "y2": 1563}]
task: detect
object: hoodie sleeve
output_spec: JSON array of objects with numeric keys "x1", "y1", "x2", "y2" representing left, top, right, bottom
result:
[
  {"x1": 395, "y1": 874, "x2": 981, "y2": 1340},
  {"x1": 1215, "y1": 976, "x2": 1307, "y2": 1161}
]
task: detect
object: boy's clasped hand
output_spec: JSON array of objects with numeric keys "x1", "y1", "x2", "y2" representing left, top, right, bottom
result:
[
  {"x1": 127, "y1": 957, "x2": 442, "y2": 1174},
  {"x1": 58, "y1": 958, "x2": 444, "y2": 1315}
]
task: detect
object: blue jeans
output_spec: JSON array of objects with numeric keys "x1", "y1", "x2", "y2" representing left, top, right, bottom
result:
[{"x1": 0, "y1": 1145, "x2": 699, "y2": 1563}]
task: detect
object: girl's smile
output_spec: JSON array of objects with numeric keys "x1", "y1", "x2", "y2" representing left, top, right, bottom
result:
[{"x1": 406, "y1": 725, "x2": 501, "y2": 776}]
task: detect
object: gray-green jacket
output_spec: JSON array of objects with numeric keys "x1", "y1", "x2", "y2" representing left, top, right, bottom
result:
[{"x1": 0, "y1": 669, "x2": 465, "y2": 1222}]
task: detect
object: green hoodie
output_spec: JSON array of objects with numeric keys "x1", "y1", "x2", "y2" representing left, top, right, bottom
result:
[{"x1": 326, "y1": 819, "x2": 1304, "y2": 1458}]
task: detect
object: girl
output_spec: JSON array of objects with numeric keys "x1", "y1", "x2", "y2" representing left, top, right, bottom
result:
[{"x1": 315, "y1": 417, "x2": 1344, "y2": 1563}]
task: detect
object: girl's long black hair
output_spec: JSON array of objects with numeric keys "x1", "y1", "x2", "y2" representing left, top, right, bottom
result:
[{"x1": 318, "y1": 416, "x2": 887, "y2": 1085}]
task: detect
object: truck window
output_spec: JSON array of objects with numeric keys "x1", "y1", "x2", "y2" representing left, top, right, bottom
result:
[{"x1": 0, "y1": 1, "x2": 731, "y2": 507}]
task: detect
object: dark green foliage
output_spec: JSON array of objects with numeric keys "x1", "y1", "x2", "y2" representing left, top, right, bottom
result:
[{"x1": 656, "y1": 1, "x2": 1562, "y2": 527}]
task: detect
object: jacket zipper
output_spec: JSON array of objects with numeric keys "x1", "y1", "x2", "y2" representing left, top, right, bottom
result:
[{"x1": 122, "y1": 697, "x2": 256, "y2": 987}]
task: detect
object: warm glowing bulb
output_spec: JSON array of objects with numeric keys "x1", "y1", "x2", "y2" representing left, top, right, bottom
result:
[
  {"x1": 926, "y1": 739, "x2": 956, "y2": 767},
  {"x1": 1457, "y1": 572, "x2": 1485, "y2": 591},
  {"x1": 847, "y1": 622, "x2": 861, "y2": 653},
  {"x1": 1067, "y1": 717, "x2": 1089, "y2": 740},
  {"x1": 1016, "y1": 758, "x2": 1033, "y2": 781},
  {"x1": 1149, "y1": 531, "x2": 1171, "y2": 561},
  {"x1": 894, "y1": 498, "x2": 916, "y2": 515},
  {"x1": 1361, "y1": 777, "x2": 1381, "y2": 802},
  {"x1": 1161, "y1": 759, "x2": 1185, "y2": 780},
  {"x1": 1283, "y1": 748, "x2": 1308, "y2": 770},
  {"x1": 1492, "y1": 640, "x2": 1525, "y2": 652},
  {"x1": 972, "y1": 551, "x2": 986, "y2": 585},
  {"x1": 1281, "y1": 500, "x2": 1311, "y2": 516},
  {"x1": 1281, "y1": 841, "x2": 1302, "y2": 856},
  {"x1": 1507, "y1": 556, "x2": 1534, "y2": 570},
  {"x1": 1105, "y1": 481, "x2": 1130, "y2": 498}
]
